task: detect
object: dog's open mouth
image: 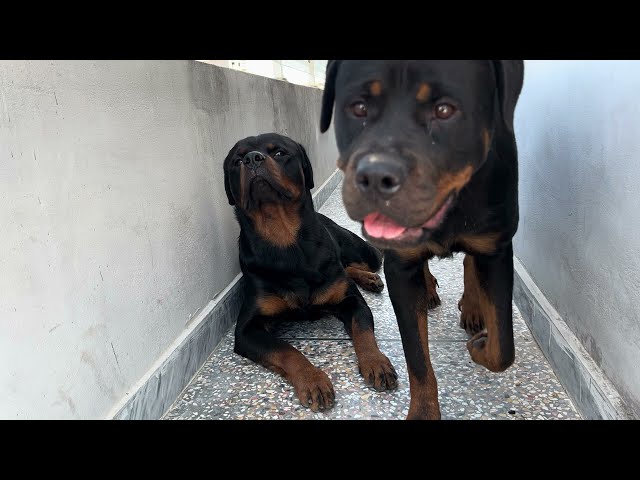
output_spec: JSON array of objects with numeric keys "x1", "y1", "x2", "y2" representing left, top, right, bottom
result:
[{"x1": 362, "y1": 194, "x2": 454, "y2": 246}]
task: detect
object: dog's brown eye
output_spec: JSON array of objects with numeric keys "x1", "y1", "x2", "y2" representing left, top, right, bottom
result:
[
  {"x1": 274, "y1": 150, "x2": 285, "y2": 157},
  {"x1": 435, "y1": 103, "x2": 456, "y2": 120},
  {"x1": 350, "y1": 102, "x2": 368, "y2": 118}
]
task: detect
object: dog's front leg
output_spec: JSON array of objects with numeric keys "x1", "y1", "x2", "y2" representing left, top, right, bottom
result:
[
  {"x1": 331, "y1": 281, "x2": 398, "y2": 392},
  {"x1": 462, "y1": 243, "x2": 516, "y2": 372},
  {"x1": 384, "y1": 251, "x2": 441, "y2": 420},
  {"x1": 234, "y1": 300, "x2": 335, "y2": 412}
]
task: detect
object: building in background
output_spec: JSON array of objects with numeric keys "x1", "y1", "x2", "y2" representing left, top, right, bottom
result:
[{"x1": 198, "y1": 60, "x2": 328, "y2": 89}]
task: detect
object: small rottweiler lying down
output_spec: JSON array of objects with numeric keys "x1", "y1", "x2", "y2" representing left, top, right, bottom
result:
[
  {"x1": 223, "y1": 133, "x2": 398, "y2": 412},
  {"x1": 320, "y1": 60, "x2": 524, "y2": 419}
]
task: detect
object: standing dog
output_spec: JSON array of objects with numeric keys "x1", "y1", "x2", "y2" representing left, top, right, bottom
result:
[
  {"x1": 320, "y1": 60, "x2": 524, "y2": 419},
  {"x1": 223, "y1": 133, "x2": 397, "y2": 412}
]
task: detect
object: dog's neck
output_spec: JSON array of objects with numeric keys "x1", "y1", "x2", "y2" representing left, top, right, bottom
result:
[{"x1": 238, "y1": 192, "x2": 314, "y2": 248}]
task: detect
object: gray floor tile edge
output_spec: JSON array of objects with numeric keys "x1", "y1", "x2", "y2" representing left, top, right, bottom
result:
[
  {"x1": 312, "y1": 169, "x2": 344, "y2": 211},
  {"x1": 513, "y1": 256, "x2": 635, "y2": 420},
  {"x1": 107, "y1": 169, "x2": 343, "y2": 420},
  {"x1": 108, "y1": 275, "x2": 245, "y2": 420}
]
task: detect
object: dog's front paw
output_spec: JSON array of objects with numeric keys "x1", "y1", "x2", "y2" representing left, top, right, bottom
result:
[
  {"x1": 466, "y1": 331, "x2": 514, "y2": 372},
  {"x1": 292, "y1": 367, "x2": 335, "y2": 412},
  {"x1": 458, "y1": 294, "x2": 485, "y2": 335},
  {"x1": 425, "y1": 274, "x2": 440, "y2": 309},
  {"x1": 426, "y1": 290, "x2": 441, "y2": 310},
  {"x1": 358, "y1": 354, "x2": 398, "y2": 391}
]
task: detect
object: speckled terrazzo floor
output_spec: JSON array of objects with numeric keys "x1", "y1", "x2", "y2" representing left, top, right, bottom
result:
[{"x1": 164, "y1": 183, "x2": 581, "y2": 420}]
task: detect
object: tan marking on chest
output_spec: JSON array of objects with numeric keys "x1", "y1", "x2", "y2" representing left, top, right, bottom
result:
[
  {"x1": 311, "y1": 278, "x2": 348, "y2": 306},
  {"x1": 397, "y1": 241, "x2": 448, "y2": 262},
  {"x1": 257, "y1": 293, "x2": 300, "y2": 316},
  {"x1": 456, "y1": 232, "x2": 501, "y2": 255},
  {"x1": 249, "y1": 203, "x2": 301, "y2": 248}
]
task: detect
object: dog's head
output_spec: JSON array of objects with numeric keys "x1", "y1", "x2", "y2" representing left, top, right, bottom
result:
[
  {"x1": 320, "y1": 60, "x2": 523, "y2": 249},
  {"x1": 223, "y1": 133, "x2": 314, "y2": 211}
]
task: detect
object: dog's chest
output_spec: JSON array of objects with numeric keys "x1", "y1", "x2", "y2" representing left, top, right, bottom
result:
[{"x1": 265, "y1": 273, "x2": 348, "y2": 312}]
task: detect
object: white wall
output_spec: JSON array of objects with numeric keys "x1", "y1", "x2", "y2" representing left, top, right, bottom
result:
[
  {"x1": 0, "y1": 60, "x2": 338, "y2": 419},
  {"x1": 514, "y1": 60, "x2": 640, "y2": 415}
]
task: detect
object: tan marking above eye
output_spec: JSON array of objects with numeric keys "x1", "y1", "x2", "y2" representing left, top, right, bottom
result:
[
  {"x1": 369, "y1": 81, "x2": 382, "y2": 96},
  {"x1": 416, "y1": 83, "x2": 431, "y2": 102}
]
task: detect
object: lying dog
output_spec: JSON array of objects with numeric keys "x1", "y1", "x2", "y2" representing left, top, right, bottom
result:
[
  {"x1": 223, "y1": 132, "x2": 398, "y2": 412},
  {"x1": 320, "y1": 60, "x2": 524, "y2": 419}
]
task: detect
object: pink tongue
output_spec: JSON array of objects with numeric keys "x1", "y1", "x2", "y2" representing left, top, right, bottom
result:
[
  {"x1": 364, "y1": 212, "x2": 409, "y2": 240},
  {"x1": 364, "y1": 198, "x2": 452, "y2": 241}
]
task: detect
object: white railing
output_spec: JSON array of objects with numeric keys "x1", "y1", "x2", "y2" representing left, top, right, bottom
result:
[{"x1": 198, "y1": 60, "x2": 328, "y2": 89}]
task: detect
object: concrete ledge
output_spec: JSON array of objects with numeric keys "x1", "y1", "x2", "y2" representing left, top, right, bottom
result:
[
  {"x1": 513, "y1": 256, "x2": 635, "y2": 419},
  {"x1": 108, "y1": 169, "x2": 344, "y2": 420},
  {"x1": 312, "y1": 168, "x2": 343, "y2": 211}
]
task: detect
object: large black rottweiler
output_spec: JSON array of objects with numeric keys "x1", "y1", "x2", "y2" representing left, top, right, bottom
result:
[
  {"x1": 223, "y1": 133, "x2": 398, "y2": 412},
  {"x1": 320, "y1": 60, "x2": 524, "y2": 419}
]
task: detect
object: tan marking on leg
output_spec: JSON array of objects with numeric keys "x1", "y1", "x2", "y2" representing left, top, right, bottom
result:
[
  {"x1": 407, "y1": 308, "x2": 441, "y2": 420},
  {"x1": 460, "y1": 254, "x2": 506, "y2": 371},
  {"x1": 351, "y1": 320, "x2": 397, "y2": 391},
  {"x1": 423, "y1": 261, "x2": 441, "y2": 309},
  {"x1": 264, "y1": 348, "x2": 335, "y2": 412}
]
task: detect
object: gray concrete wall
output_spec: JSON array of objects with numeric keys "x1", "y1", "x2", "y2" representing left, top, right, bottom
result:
[
  {"x1": 514, "y1": 60, "x2": 640, "y2": 416},
  {"x1": 0, "y1": 60, "x2": 339, "y2": 419}
]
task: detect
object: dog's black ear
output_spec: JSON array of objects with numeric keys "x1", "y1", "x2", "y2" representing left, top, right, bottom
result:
[
  {"x1": 297, "y1": 142, "x2": 315, "y2": 190},
  {"x1": 320, "y1": 60, "x2": 342, "y2": 133},
  {"x1": 223, "y1": 143, "x2": 238, "y2": 206},
  {"x1": 492, "y1": 60, "x2": 524, "y2": 134}
]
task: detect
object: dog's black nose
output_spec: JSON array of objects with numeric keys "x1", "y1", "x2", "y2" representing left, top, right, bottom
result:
[
  {"x1": 243, "y1": 151, "x2": 265, "y2": 169},
  {"x1": 355, "y1": 154, "x2": 407, "y2": 197}
]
